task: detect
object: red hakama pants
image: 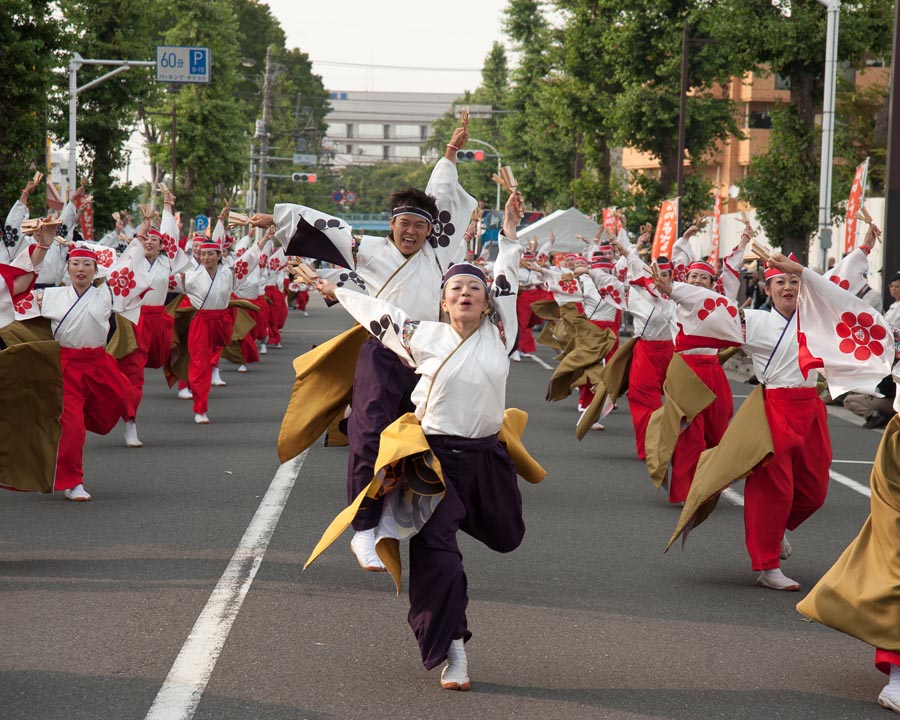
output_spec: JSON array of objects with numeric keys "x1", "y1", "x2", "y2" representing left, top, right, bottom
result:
[
  {"x1": 669, "y1": 354, "x2": 732, "y2": 504},
  {"x1": 188, "y1": 309, "x2": 234, "y2": 414},
  {"x1": 117, "y1": 305, "x2": 174, "y2": 416},
  {"x1": 744, "y1": 387, "x2": 831, "y2": 570},
  {"x1": 578, "y1": 318, "x2": 620, "y2": 408},
  {"x1": 876, "y1": 649, "x2": 900, "y2": 674},
  {"x1": 628, "y1": 339, "x2": 674, "y2": 460},
  {"x1": 56, "y1": 347, "x2": 135, "y2": 491},
  {"x1": 294, "y1": 290, "x2": 309, "y2": 311},
  {"x1": 264, "y1": 285, "x2": 287, "y2": 344},
  {"x1": 251, "y1": 295, "x2": 270, "y2": 342},
  {"x1": 515, "y1": 288, "x2": 545, "y2": 355}
]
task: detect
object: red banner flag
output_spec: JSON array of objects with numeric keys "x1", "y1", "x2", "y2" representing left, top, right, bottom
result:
[
  {"x1": 651, "y1": 199, "x2": 679, "y2": 261},
  {"x1": 843, "y1": 158, "x2": 869, "y2": 255},
  {"x1": 708, "y1": 194, "x2": 722, "y2": 267},
  {"x1": 602, "y1": 207, "x2": 621, "y2": 236},
  {"x1": 76, "y1": 195, "x2": 94, "y2": 242}
]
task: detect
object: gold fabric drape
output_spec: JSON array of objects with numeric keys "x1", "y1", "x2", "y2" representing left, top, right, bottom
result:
[
  {"x1": 576, "y1": 337, "x2": 639, "y2": 440},
  {"x1": 0, "y1": 340, "x2": 62, "y2": 493},
  {"x1": 666, "y1": 385, "x2": 774, "y2": 550},
  {"x1": 277, "y1": 325, "x2": 368, "y2": 463},
  {"x1": 644, "y1": 353, "x2": 717, "y2": 489},
  {"x1": 796, "y1": 415, "x2": 900, "y2": 651}
]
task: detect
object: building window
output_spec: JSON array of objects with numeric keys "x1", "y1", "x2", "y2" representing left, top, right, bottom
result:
[
  {"x1": 357, "y1": 123, "x2": 383, "y2": 138},
  {"x1": 357, "y1": 144, "x2": 382, "y2": 156},
  {"x1": 420, "y1": 125, "x2": 428, "y2": 140},
  {"x1": 748, "y1": 109, "x2": 773, "y2": 129},
  {"x1": 346, "y1": 123, "x2": 353, "y2": 138},
  {"x1": 345, "y1": 144, "x2": 353, "y2": 154},
  {"x1": 383, "y1": 145, "x2": 390, "y2": 160},
  {"x1": 394, "y1": 124, "x2": 420, "y2": 139},
  {"x1": 394, "y1": 145, "x2": 421, "y2": 160},
  {"x1": 383, "y1": 124, "x2": 391, "y2": 139},
  {"x1": 775, "y1": 74, "x2": 791, "y2": 91}
]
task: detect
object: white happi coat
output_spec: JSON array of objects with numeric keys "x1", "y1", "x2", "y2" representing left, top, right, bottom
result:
[
  {"x1": 185, "y1": 243, "x2": 260, "y2": 311},
  {"x1": 143, "y1": 253, "x2": 174, "y2": 306},
  {"x1": 335, "y1": 233, "x2": 521, "y2": 438},
  {"x1": 274, "y1": 157, "x2": 476, "y2": 322},
  {"x1": 625, "y1": 252, "x2": 677, "y2": 342},
  {"x1": 41, "y1": 285, "x2": 113, "y2": 349},
  {"x1": 743, "y1": 308, "x2": 816, "y2": 389},
  {"x1": 2, "y1": 200, "x2": 29, "y2": 264}
]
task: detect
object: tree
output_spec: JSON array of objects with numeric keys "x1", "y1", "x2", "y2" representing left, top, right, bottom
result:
[
  {"x1": 714, "y1": 0, "x2": 894, "y2": 259},
  {"x1": 146, "y1": 0, "x2": 249, "y2": 215},
  {"x1": 0, "y1": 0, "x2": 63, "y2": 211},
  {"x1": 56, "y1": 0, "x2": 164, "y2": 224}
]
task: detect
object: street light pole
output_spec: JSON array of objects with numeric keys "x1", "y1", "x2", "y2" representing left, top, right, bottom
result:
[
  {"x1": 256, "y1": 46, "x2": 274, "y2": 214},
  {"x1": 882, "y1": 0, "x2": 900, "y2": 305},
  {"x1": 467, "y1": 137, "x2": 502, "y2": 210},
  {"x1": 815, "y1": 0, "x2": 841, "y2": 271},
  {"x1": 68, "y1": 52, "x2": 156, "y2": 195}
]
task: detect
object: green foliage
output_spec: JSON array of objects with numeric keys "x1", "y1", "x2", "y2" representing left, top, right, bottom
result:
[
  {"x1": 0, "y1": 0, "x2": 63, "y2": 211},
  {"x1": 740, "y1": 105, "x2": 819, "y2": 261}
]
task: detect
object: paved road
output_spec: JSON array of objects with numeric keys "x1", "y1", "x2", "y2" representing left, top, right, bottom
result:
[{"x1": 0, "y1": 296, "x2": 889, "y2": 719}]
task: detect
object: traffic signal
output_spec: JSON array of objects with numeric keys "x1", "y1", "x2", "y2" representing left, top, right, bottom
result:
[
  {"x1": 292, "y1": 172, "x2": 317, "y2": 183},
  {"x1": 456, "y1": 149, "x2": 485, "y2": 162}
]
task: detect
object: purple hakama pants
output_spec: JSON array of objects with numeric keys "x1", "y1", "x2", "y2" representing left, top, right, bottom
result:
[
  {"x1": 409, "y1": 434, "x2": 525, "y2": 670},
  {"x1": 347, "y1": 338, "x2": 419, "y2": 530}
]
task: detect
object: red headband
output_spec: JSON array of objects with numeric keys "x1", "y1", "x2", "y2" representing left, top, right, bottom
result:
[
  {"x1": 68, "y1": 246, "x2": 98, "y2": 262},
  {"x1": 687, "y1": 260, "x2": 716, "y2": 277},
  {"x1": 765, "y1": 253, "x2": 800, "y2": 280}
]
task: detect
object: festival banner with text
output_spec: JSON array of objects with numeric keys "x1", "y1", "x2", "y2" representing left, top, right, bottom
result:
[
  {"x1": 843, "y1": 158, "x2": 869, "y2": 255},
  {"x1": 76, "y1": 195, "x2": 94, "y2": 242},
  {"x1": 651, "y1": 198, "x2": 679, "y2": 261}
]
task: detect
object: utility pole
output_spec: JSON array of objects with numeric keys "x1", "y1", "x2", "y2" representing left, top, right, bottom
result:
[
  {"x1": 882, "y1": 2, "x2": 900, "y2": 304},
  {"x1": 815, "y1": 0, "x2": 841, "y2": 271},
  {"x1": 256, "y1": 46, "x2": 274, "y2": 214}
]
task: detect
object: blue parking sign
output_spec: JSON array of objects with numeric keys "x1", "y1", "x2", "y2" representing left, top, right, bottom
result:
[
  {"x1": 190, "y1": 50, "x2": 207, "y2": 76},
  {"x1": 195, "y1": 214, "x2": 210, "y2": 232}
]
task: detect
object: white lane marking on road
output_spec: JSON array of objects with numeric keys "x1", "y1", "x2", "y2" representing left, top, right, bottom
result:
[
  {"x1": 721, "y1": 487, "x2": 745, "y2": 506},
  {"x1": 830, "y1": 459, "x2": 874, "y2": 465},
  {"x1": 829, "y1": 469, "x2": 871, "y2": 498},
  {"x1": 529, "y1": 354, "x2": 554, "y2": 370},
  {"x1": 144, "y1": 451, "x2": 308, "y2": 720}
]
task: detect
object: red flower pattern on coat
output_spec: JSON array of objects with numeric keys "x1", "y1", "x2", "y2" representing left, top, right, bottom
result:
[
  {"x1": 836, "y1": 311, "x2": 887, "y2": 361},
  {"x1": 14, "y1": 293, "x2": 33, "y2": 314},
  {"x1": 234, "y1": 259, "x2": 250, "y2": 280},
  {"x1": 161, "y1": 233, "x2": 178, "y2": 259},
  {"x1": 108, "y1": 268, "x2": 137, "y2": 297},
  {"x1": 829, "y1": 275, "x2": 851, "y2": 291},
  {"x1": 697, "y1": 296, "x2": 737, "y2": 321}
]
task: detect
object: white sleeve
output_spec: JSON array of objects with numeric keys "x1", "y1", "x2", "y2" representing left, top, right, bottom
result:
[
  {"x1": 275, "y1": 203, "x2": 354, "y2": 269},
  {"x1": 425, "y1": 157, "x2": 478, "y2": 271},
  {"x1": 334, "y1": 287, "x2": 423, "y2": 366},
  {"x1": 488, "y1": 232, "x2": 523, "y2": 353}
]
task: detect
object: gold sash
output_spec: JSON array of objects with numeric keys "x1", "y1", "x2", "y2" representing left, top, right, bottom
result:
[
  {"x1": 303, "y1": 409, "x2": 546, "y2": 593},
  {"x1": 644, "y1": 353, "x2": 717, "y2": 489},
  {"x1": 666, "y1": 385, "x2": 773, "y2": 549},
  {"x1": 106, "y1": 314, "x2": 139, "y2": 359},
  {"x1": 576, "y1": 336, "x2": 639, "y2": 440},
  {"x1": 796, "y1": 415, "x2": 900, "y2": 651}
]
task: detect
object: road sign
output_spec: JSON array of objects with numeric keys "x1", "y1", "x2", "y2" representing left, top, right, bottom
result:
[
  {"x1": 156, "y1": 46, "x2": 211, "y2": 84},
  {"x1": 194, "y1": 214, "x2": 210, "y2": 232},
  {"x1": 344, "y1": 191, "x2": 358, "y2": 205},
  {"x1": 293, "y1": 153, "x2": 317, "y2": 165},
  {"x1": 331, "y1": 190, "x2": 344, "y2": 203}
]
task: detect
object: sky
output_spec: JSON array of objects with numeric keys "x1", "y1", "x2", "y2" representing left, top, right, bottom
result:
[
  {"x1": 122, "y1": 0, "x2": 513, "y2": 185},
  {"x1": 265, "y1": 0, "x2": 512, "y2": 94}
]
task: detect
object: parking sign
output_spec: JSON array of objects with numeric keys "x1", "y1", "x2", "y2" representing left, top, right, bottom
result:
[{"x1": 156, "y1": 46, "x2": 211, "y2": 84}]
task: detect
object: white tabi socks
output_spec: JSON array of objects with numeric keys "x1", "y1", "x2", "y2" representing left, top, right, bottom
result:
[
  {"x1": 211, "y1": 367, "x2": 227, "y2": 386},
  {"x1": 440, "y1": 638, "x2": 471, "y2": 691},
  {"x1": 350, "y1": 529, "x2": 386, "y2": 572},
  {"x1": 124, "y1": 420, "x2": 143, "y2": 448},
  {"x1": 879, "y1": 664, "x2": 900, "y2": 714},
  {"x1": 756, "y1": 568, "x2": 800, "y2": 591}
]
